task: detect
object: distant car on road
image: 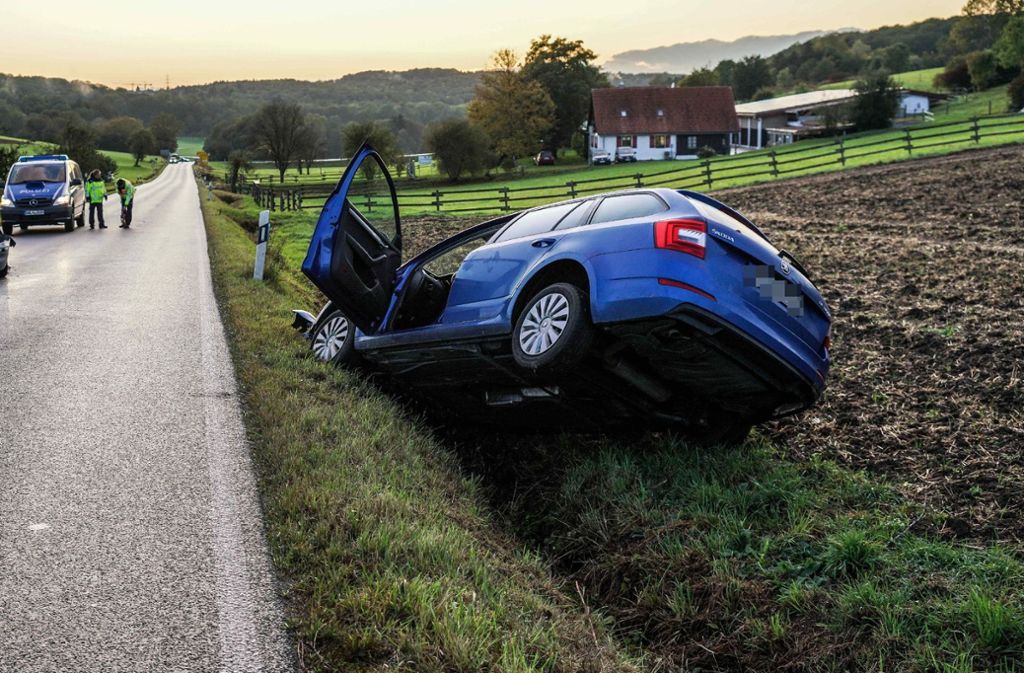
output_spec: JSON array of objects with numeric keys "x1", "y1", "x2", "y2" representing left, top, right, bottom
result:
[
  {"x1": 615, "y1": 147, "x2": 638, "y2": 163},
  {"x1": 0, "y1": 231, "x2": 14, "y2": 277},
  {"x1": 591, "y1": 149, "x2": 612, "y2": 165},
  {"x1": 534, "y1": 150, "x2": 555, "y2": 166},
  {"x1": 1, "y1": 155, "x2": 87, "y2": 234},
  {"x1": 292, "y1": 143, "x2": 833, "y2": 444}
]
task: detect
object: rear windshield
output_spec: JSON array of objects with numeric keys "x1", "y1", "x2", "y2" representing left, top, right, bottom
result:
[{"x1": 8, "y1": 163, "x2": 66, "y2": 184}]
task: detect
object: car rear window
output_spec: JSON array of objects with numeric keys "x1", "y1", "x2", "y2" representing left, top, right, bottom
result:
[
  {"x1": 493, "y1": 202, "x2": 579, "y2": 243},
  {"x1": 590, "y1": 193, "x2": 667, "y2": 225}
]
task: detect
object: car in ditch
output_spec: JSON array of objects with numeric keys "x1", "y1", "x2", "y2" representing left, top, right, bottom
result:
[
  {"x1": 293, "y1": 143, "x2": 832, "y2": 443},
  {"x1": 1, "y1": 154, "x2": 87, "y2": 234}
]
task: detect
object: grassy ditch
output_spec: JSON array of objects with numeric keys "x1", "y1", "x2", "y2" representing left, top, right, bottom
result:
[
  {"x1": 201, "y1": 177, "x2": 1024, "y2": 673},
  {"x1": 200, "y1": 187, "x2": 638, "y2": 673}
]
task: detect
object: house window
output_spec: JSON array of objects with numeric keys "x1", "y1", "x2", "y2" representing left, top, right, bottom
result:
[
  {"x1": 617, "y1": 135, "x2": 636, "y2": 148},
  {"x1": 686, "y1": 136, "x2": 698, "y2": 150},
  {"x1": 651, "y1": 134, "x2": 670, "y2": 149},
  {"x1": 591, "y1": 133, "x2": 599, "y2": 148}
]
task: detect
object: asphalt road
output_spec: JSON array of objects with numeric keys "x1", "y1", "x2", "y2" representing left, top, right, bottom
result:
[{"x1": 0, "y1": 165, "x2": 295, "y2": 672}]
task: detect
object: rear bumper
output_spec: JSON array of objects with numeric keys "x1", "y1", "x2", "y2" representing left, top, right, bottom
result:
[{"x1": 1, "y1": 205, "x2": 75, "y2": 226}]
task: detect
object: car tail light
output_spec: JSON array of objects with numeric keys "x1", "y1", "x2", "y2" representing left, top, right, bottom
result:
[
  {"x1": 655, "y1": 219, "x2": 706, "y2": 258},
  {"x1": 823, "y1": 325, "x2": 832, "y2": 351}
]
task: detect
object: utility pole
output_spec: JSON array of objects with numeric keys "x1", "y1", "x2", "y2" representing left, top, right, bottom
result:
[{"x1": 166, "y1": 74, "x2": 170, "y2": 90}]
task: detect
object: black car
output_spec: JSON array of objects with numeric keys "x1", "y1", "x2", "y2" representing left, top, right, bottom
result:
[{"x1": 534, "y1": 150, "x2": 555, "y2": 166}]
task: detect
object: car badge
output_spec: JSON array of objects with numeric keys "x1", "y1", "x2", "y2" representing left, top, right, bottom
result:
[
  {"x1": 779, "y1": 258, "x2": 791, "y2": 275},
  {"x1": 29, "y1": 199, "x2": 38, "y2": 206}
]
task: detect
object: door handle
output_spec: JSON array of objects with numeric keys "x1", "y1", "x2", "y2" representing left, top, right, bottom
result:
[{"x1": 532, "y1": 238, "x2": 556, "y2": 248}]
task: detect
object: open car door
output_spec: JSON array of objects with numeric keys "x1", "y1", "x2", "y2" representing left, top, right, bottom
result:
[{"x1": 302, "y1": 143, "x2": 402, "y2": 333}]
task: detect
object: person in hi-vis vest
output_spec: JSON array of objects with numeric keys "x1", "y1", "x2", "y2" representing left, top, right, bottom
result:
[{"x1": 86, "y1": 170, "x2": 107, "y2": 229}]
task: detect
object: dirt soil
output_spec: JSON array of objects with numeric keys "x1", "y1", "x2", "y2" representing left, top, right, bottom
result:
[
  {"x1": 719, "y1": 146, "x2": 1024, "y2": 545},
  {"x1": 402, "y1": 146, "x2": 1024, "y2": 544}
]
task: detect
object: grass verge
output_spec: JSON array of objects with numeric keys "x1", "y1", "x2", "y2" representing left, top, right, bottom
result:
[
  {"x1": 202, "y1": 180, "x2": 1024, "y2": 673},
  {"x1": 199, "y1": 183, "x2": 638, "y2": 673}
]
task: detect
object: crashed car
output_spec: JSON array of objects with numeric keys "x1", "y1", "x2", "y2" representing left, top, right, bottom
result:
[{"x1": 293, "y1": 143, "x2": 832, "y2": 442}]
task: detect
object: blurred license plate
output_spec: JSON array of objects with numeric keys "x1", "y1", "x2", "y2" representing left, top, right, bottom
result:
[{"x1": 24, "y1": 209, "x2": 44, "y2": 216}]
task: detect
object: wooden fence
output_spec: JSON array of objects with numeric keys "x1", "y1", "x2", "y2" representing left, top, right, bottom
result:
[{"x1": 239, "y1": 113, "x2": 1024, "y2": 215}]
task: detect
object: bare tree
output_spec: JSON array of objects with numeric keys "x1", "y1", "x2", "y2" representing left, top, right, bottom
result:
[{"x1": 250, "y1": 100, "x2": 308, "y2": 183}]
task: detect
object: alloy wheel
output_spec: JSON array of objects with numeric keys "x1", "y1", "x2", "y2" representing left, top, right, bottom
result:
[
  {"x1": 519, "y1": 292, "x2": 570, "y2": 356},
  {"x1": 312, "y1": 314, "x2": 350, "y2": 362}
]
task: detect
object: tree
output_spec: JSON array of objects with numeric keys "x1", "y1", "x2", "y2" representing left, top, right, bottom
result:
[
  {"x1": 149, "y1": 112, "x2": 181, "y2": 152},
  {"x1": 935, "y1": 57, "x2": 974, "y2": 89},
  {"x1": 775, "y1": 67, "x2": 796, "y2": 90},
  {"x1": 732, "y1": 55, "x2": 773, "y2": 100},
  {"x1": 679, "y1": 68, "x2": 718, "y2": 87},
  {"x1": 298, "y1": 113, "x2": 328, "y2": 175},
  {"x1": 341, "y1": 120, "x2": 399, "y2": 180},
  {"x1": 881, "y1": 43, "x2": 912, "y2": 72},
  {"x1": 851, "y1": 74, "x2": 901, "y2": 131},
  {"x1": 962, "y1": 0, "x2": 1024, "y2": 15},
  {"x1": 424, "y1": 118, "x2": 491, "y2": 182},
  {"x1": 96, "y1": 116, "x2": 144, "y2": 153},
  {"x1": 1008, "y1": 72, "x2": 1024, "y2": 109},
  {"x1": 57, "y1": 118, "x2": 116, "y2": 175},
  {"x1": 995, "y1": 15, "x2": 1024, "y2": 67},
  {"x1": 0, "y1": 144, "x2": 20, "y2": 186},
  {"x1": 468, "y1": 49, "x2": 555, "y2": 161},
  {"x1": 128, "y1": 128, "x2": 156, "y2": 166},
  {"x1": 521, "y1": 36, "x2": 608, "y2": 152},
  {"x1": 250, "y1": 100, "x2": 308, "y2": 183},
  {"x1": 227, "y1": 151, "x2": 252, "y2": 193},
  {"x1": 0, "y1": 101, "x2": 26, "y2": 136},
  {"x1": 967, "y1": 50, "x2": 1000, "y2": 89}
]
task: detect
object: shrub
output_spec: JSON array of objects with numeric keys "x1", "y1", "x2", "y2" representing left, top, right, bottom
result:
[
  {"x1": 1009, "y1": 73, "x2": 1024, "y2": 111},
  {"x1": 696, "y1": 146, "x2": 717, "y2": 159},
  {"x1": 424, "y1": 118, "x2": 491, "y2": 182},
  {"x1": 935, "y1": 57, "x2": 972, "y2": 90}
]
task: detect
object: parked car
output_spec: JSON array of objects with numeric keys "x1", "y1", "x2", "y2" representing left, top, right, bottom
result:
[
  {"x1": 293, "y1": 143, "x2": 832, "y2": 443},
  {"x1": 534, "y1": 150, "x2": 555, "y2": 166},
  {"x1": 1, "y1": 155, "x2": 87, "y2": 234},
  {"x1": 591, "y1": 149, "x2": 612, "y2": 165},
  {"x1": 0, "y1": 232, "x2": 14, "y2": 277},
  {"x1": 615, "y1": 147, "x2": 638, "y2": 163}
]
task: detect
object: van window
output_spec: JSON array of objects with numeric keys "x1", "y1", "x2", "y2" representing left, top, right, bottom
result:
[
  {"x1": 8, "y1": 163, "x2": 66, "y2": 184},
  {"x1": 493, "y1": 202, "x2": 579, "y2": 243},
  {"x1": 590, "y1": 193, "x2": 667, "y2": 225}
]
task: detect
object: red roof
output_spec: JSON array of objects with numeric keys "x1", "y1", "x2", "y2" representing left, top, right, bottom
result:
[{"x1": 591, "y1": 86, "x2": 739, "y2": 135}]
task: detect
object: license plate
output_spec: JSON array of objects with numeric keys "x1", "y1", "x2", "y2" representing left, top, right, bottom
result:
[{"x1": 24, "y1": 209, "x2": 44, "y2": 216}]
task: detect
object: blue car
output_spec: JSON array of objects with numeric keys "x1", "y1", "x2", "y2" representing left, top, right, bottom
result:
[
  {"x1": 1, "y1": 155, "x2": 88, "y2": 234},
  {"x1": 294, "y1": 144, "x2": 832, "y2": 442}
]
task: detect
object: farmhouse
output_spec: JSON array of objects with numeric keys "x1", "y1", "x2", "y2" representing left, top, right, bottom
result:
[{"x1": 588, "y1": 86, "x2": 739, "y2": 161}]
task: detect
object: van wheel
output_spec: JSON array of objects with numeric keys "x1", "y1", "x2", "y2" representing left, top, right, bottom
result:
[
  {"x1": 1, "y1": 223, "x2": 11, "y2": 236},
  {"x1": 64, "y1": 220, "x2": 75, "y2": 232},
  {"x1": 76, "y1": 212, "x2": 86, "y2": 227},
  {"x1": 512, "y1": 282, "x2": 594, "y2": 373},
  {"x1": 18, "y1": 224, "x2": 28, "y2": 232},
  {"x1": 311, "y1": 309, "x2": 356, "y2": 365}
]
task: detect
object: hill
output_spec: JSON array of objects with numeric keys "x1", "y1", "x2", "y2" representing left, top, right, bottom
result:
[{"x1": 603, "y1": 29, "x2": 842, "y2": 73}]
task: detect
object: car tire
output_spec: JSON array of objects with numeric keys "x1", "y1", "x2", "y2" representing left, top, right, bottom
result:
[
  {"x1": 0, "y1": 264, "x2": 7, "y2": 278},
  {"x1": 18, "y1": 224, "x2": 28, "y2": 232},
  {"x1": 76, "y1": 211, "x2": 85, "y2": 228},
  {"x1": 310, "y1": 309, "x2": 356, "y2": 365},
  {"x1": 64, "y1": 220, "x2": 75, "y2": 232},
  {"x1": 1, "y1": 223, "x2": 11, "y2": 236},
  {"x1": 512, "y1": 282, "x2": 594, "y2": 373}
]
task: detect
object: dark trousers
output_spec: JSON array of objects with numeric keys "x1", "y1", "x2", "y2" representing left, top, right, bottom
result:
[
  {"x1": 122, "y1": 202, "x2": 133, "y2": 226},
  {"x1": 88, "y1": 202, "x2": 104, "y2": 227}
]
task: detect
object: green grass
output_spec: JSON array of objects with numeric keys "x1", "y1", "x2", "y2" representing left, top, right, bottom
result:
[
  {"x1": 176, "y1": 136, "x2": 205, "y2": 157},
  {"x1": 822, "y1": 66, "x2": 946, "y2": 92},
  {"x1": 200, "y1": 188, "x2": 639, "y2": 673},
  {"x1": 204, "y1": 187, "x2": 1024, "y2": 672}
]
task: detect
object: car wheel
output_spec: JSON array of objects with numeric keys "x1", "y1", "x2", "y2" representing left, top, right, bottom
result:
[
  {"x1": 76, "y1": 211, "x2": 85, "y2": 227},
  {"x1": 64, "y1": 220, "x2": 75, "y2": 232},
  {"x1": 512, "y1": 282, "x2": 594, "y2": 373},
  {"x1": 18, "y1": 224, "x2": 28, "y2": 232},
  {"x1": 0, "y1": 264, "x2": 7, "y2": 278},
  {"x1": 311, "y1": 309, "x2": 355, "y2": 365},
  {"x1": 1, "y1": 223, "x2": 11, "y2": 236}
]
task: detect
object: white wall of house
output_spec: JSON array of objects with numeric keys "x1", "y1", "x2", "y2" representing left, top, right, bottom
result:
[
  {"x1": 591, "y1": 133, "x2": 699, "y2": 161},
  {"x1": 899, "y1": 93, "x2": 930, "y2": 115}
]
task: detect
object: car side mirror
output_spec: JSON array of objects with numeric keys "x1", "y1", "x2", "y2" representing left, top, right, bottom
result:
[{"x1": 70, "y1": 178, "x2": 82, "y2": 186}]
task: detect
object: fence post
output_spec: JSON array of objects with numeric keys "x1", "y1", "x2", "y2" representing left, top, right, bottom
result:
[
  {"x1": 567, "y1": 181, "x2": 577, "y2": 198},
  {"x1": 703, "y1": 160, "x2": 713, "y2": 189},
  {"x1": 904, "y1": 128, "x2": 913, "y2": 155},
  {"x1": 770, "y1": 150, "x2": 778, "y2": 177},
  {"x1": 253, "y1": 210, "x2": 270, "y2": 281},
  {"x1": 837, "y1": 136, "x2": 846, "y2": 166},
  {"x1": 269, "y1": 190, "x2": 275, "y2": 212},
  {"x1": 634, "y1": 173, "x2": 643, "y2": 188},
  {"x1": 432, "y1": 190, "x2": 441, "y2": 212},
  {"x1": 972, "y1": 117, "x2": 980, "y2": 144},
  {"x1": 364, "y1": 193, "x2": 374, "y2": 213},
  {"x1": 499, "y1": 187, "x2": 510, "y2": 212}
]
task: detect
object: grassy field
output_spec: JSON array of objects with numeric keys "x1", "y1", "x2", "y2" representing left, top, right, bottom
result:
[
  {"x1": 176, "y1": 136, "x2": 205, "y2": 157},
  {"x1": 1, "y1": 135, "x2": 165, "y2": 186},
  {"x1": 822, "y1": 66, "x2": 946, "y2": 92},
  {"x1": 200, "y1": 164, "x2": 1024, "y2": 672}
]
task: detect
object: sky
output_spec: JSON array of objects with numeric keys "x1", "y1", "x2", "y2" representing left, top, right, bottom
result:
[{"x1": 5, "y1": 0, "x2": 963, "y2": 86}]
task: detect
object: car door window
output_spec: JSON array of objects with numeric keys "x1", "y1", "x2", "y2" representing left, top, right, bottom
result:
[
  {"x1": 553, "y1": 201, "x2": 591, "y2": 231},
  {"x1": 348, "y1": 154, "x2": 399, "y2": 246},
  {"x1": 493, "y1": 202, "x2": 579, "y2": 243},
  {"x1": 590, "y1": 193, "x2": 667, "y2": 225}
]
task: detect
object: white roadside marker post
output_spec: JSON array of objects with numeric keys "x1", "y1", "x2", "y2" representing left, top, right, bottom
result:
[{"x1": 253, "y1": 210, "x2": 271, "y2": 280}]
